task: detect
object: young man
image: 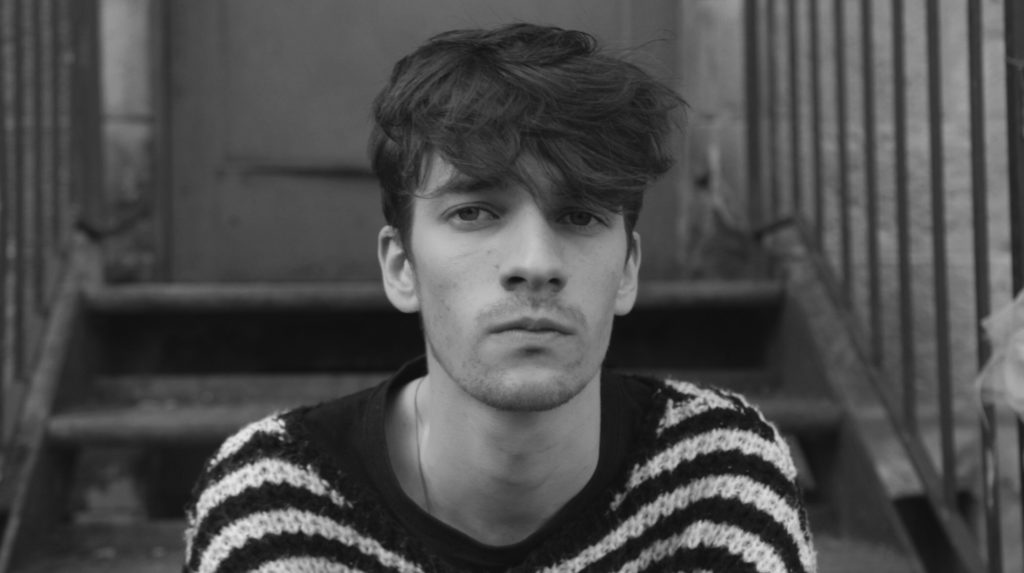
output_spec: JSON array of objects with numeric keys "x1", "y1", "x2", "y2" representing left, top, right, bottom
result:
[{"x1": 184, "y1": 23, "x2": 816, "y2": 572}]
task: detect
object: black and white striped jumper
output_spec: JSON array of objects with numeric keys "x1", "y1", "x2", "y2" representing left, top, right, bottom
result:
[{"x1": 184, "y1": 361, "x2": 817, "y2": 573}]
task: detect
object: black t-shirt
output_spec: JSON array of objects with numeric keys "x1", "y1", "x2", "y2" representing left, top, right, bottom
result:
[{"x1": 302, "y1": 357, "x2": 653, "y2": 571}]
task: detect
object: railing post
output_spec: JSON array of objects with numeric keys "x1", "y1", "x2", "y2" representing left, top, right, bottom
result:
[
  {"x1": 967, "y1": 0, "x2": 1001, "y2": 569},
  {"x1": 833, "y1": 0, "x2": 851, "y2": 300},
  {"x1": 1003, "y1": 0, "x2": 1024, "y2": 561},
  {"x1": 892, "y1": 0, "x2": 917, "y2": 437},
  {"x1": 861, "y1": 0, "x2": 882, "y2": 367},
  {"x1": 767, "y1": 0, "x2": 779, "y2": 220},
  {"x1": 745, "y1": 0, "x2": 763, "y2": 229},
  {"x1": 0, "y1": 0, "x2": 10, "y2": 441},
  {"x1": 924, "y1": 0, "x2": 957, "y2": 510},
  {"x1": 787, "y1": 0, "x2": 800, "y2": 217},
  {"x1": 808, "y1": 0, "x2": 823, "y2": 247}
]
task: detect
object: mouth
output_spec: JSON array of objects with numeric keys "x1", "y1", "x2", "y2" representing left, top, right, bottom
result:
[{"x1": 491, "y1": 317, "x2": 574, "y2": 335}]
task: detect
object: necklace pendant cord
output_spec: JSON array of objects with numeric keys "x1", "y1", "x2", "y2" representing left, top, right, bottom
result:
[{"x1": 413, "y1": 377, "x2": 432, "y2": 514}]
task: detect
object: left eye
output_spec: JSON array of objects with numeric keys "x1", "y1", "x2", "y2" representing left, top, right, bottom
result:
[
  {"x1": 563, "y1": 211, "x2": 599, "y2": 226},
  {"x1": 446, "y1": 205, "x2": 498, "y2": 227},
  {"x1": 454, "y1": 207, "x2": 485, "y2": 221}
]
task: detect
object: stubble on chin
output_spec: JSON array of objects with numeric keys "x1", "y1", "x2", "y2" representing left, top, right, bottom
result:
[{"x1": 433, "y1": 343, "x2": 597, "y2": 413}]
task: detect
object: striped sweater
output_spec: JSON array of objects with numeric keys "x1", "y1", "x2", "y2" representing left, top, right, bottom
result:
[{"x1": 184, "y1": 372, "x2": 816, "y2": 572}]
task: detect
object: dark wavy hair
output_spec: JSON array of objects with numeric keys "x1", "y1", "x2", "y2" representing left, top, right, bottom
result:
[{"x1": 369, "y1": 23, "x2": 685, "y2": 253}]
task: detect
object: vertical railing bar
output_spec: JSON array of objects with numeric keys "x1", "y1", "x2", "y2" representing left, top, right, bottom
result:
[
  {"x1": 50, "y1": 0, "x2": 63, "y2": 253},
  {"x1": 41, "y1": 0, "x2": 56, "y2": 276},
  {"x1": 809, "y1": 0, "x2": 823, "y2": 247},
  {"x1": 745, "y1": 0, "x2": 764, "y2": 229},
  {"x1": 59, "y1": 0, "x2": 74, "y2": 252},
  {"x1": 91, "y1": 0, "x2": 102, "y2": 227},
  {"x1": 1003, "y1": 0, "x2": 1024, "y2": 560},
  {"x1": 834, "y1": 0, "x2": 851, "y2": 300},
  {"x1": 892, "y1": 0, "x2": 916, "y2": 433},
  {"x1": 0, "y1": 0, "x2": 10, "y2": 440},
  {"x1": 68, "y1": 0, "x2": 81, "y2": 214},
  {"x1": 32, "y1": 0, "x2": 47, "y2": 314},
  {"x1": 788, "y1": 0, "x2": 801, "y2": 216},
  {"x1": 81, "y1": 0, "x2": 102, "y2": 229},
  {"x1": 925, "y1": 0, "x2": 957, "y2": 508},
  {"x1": 967, "y1": 0, "x2": 1002, "y2": 568},
  {"x1": 68, "y1": 0, "x2": 86, "y2": 226},
  {"x1": 12, "y1": 0, "x2": 26, "y2": 381},
  {"x1": 861, "y1": 0, "x2": 882, "y2": 366},
  {"x1": 767, "y1": 0, "x2": 780, "y2": 220}
]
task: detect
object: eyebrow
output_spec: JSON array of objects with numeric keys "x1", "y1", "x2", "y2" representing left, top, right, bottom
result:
[{"x1": 432, "y1": 175, "x2": 503, "y2": 196}]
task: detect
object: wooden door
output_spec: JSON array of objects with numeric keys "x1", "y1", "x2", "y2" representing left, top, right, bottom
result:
[{"x1": 168, "y1": 1, "x2": 680, "y2": 281}]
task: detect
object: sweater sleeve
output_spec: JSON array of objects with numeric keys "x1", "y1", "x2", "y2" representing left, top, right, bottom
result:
[
  {"x1": 183, "y1": 409, "x2": 437, "y2": 573},
  {"x1": 183, "y1": 413, "x2": 294, "y2": 572},
  {"x1": 182, "y1": 413, "x2": 370, "y2": 573},
  {"x1": 603, "y1": 380, "x2": 818, "y2": 573},
  {"x1": 670, "y1": 383, "x2": 817, "y2": 573}
]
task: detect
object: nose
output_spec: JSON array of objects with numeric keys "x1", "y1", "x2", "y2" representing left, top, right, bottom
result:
[{"x1": 499, "y1": 211, "x2": 567, "y2": 295}]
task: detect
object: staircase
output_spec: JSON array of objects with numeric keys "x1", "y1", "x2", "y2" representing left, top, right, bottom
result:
[{"x1": 0, "y1": 277, "x2": 927, "y2": 572}]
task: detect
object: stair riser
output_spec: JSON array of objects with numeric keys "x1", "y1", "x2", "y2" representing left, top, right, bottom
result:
[{"x1": 92, "y1": 305, "x2": 781, "y2": 375}]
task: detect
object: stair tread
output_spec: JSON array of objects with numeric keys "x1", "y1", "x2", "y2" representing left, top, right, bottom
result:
[
  {"x1": 85, "y1": 279, "x2": 783, "y2": 313},
  {"x1": 88, "y1": 369, "x2": 779, "y2": 405},
  {"x1": 49, "y1": 389, "x2": 840, "y2": 445},
  {"x1": 15, "y1": 520, "x2": 183, "y2": 573},
  {"x1": 49, "y1": 403, "x2": 293, "y2": 444},
  {"x1": 12, "y1": 521, "x2": 913, "y2": 573},
  {"x1": 91, "y1": 372, "x2": 390, "y2": 405},
  {"x1": 815, "y1": 535, "x2": 921, "y2": 572}
]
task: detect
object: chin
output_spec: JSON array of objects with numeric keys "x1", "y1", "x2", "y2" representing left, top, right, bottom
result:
[{"x1": 460, "y1": 363, "x2": 597, "y2": 413}]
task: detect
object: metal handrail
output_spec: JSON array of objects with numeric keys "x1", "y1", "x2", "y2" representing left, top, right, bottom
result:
[
  {"x1": 0, "y1": 0, "x2": 100, "y2": 444},
  {"x1": 746, "y1": 1, "x2": 1023, "y2": 571}
]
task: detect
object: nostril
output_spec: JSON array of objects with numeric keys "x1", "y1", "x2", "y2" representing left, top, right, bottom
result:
[
  {"x1": 501, "y1": 272, "x2": 564, "y2": 293},
  {"x1": 503, "y1": 275, "x2": 527, "y2": 288}
]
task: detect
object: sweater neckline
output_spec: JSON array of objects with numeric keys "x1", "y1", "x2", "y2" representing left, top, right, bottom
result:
[{"x1": 359, "y1": 357, "x2": 639, "y2": 570}]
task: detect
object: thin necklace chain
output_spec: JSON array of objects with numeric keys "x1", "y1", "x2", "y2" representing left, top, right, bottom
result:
[{"x1": 413, "y1": 376, "x2": 433, "y2": 515}]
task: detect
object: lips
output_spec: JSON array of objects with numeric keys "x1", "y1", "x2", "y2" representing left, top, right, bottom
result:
[{"x1": 491, "y1": 316, "x2": 574, "y2": 335}]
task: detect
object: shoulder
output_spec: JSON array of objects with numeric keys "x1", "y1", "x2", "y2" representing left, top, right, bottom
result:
[
  {"x1": 609, "y1": 375, "x2": 817, "y2": 572},
  {"x1": 182, "y1": 380, "x2": 429, "y2": 573},
  {"x1": 625, "y1": 375, "x2": 792, "y2": 462},
  {"x1": 182, "y1": 409, "x2": 383, "y2": 573},
  {"x1": 659, "y1": 378, "x2": 786, "y2": 437},
  {"x1": 183, "y1": 410, "x2": 334, "y2": 569}
]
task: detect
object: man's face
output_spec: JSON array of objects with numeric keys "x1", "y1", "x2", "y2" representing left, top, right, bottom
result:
[{"x1": 380, "y1": 154, "x2": 640, "y2": 412}]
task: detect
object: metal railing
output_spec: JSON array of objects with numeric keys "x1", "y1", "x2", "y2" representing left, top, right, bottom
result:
[
  {"x1": 0, "y1": 0, "x2": 101, "y2": 443},
  {"x1": 746, "y1": 0, "x2": 1023, "y2": 571}
]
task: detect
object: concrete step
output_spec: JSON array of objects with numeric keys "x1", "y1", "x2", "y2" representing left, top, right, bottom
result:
[
  {"x1": 81, "y1": 369, "x2": 777, "y2": 406},
  {"x1": 13, "y1": 521, "x2": 183, "y2": 573},
  {"x1": 10, "y1": 521, "x2": 916, "y2": 573},
  {"x1": 85, "y1": 279, "x2": 785, "y2": 374},
  {"x1": 48, "y1": 372, "x2": 841, "y2": 445},
  {"x1": 815, "y1": 535, "x2": 922, "y2": 573},
  {"x1": 84, "y1": 279, "x2": 784, "y2": 313}
]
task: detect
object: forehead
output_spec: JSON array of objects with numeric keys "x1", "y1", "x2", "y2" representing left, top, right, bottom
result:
[
  {"x1": 416, "y1": 152, "x2": 561, "y2": 205},
  {"x1": 418, "y1": 154, "x2": 460, "y2": 194}
]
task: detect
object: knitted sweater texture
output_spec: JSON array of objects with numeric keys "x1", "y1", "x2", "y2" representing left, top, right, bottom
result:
[{"x1": 184, "y1": 377, "x2": 816, "y2": 572}]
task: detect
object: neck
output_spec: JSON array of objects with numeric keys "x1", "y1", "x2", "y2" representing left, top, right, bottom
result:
[{"x1": 389, "y1": 362, "x2": 602, "y2": 546}]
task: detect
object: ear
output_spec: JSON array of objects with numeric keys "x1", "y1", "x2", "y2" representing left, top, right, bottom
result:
[
  {"x1": 378, "y1": 226, "x2": 420, "y2": 313},
  {"x1": 614, "y1": 232, "x2": 641, "y2": 316}
]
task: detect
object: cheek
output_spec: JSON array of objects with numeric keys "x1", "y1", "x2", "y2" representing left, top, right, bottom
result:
[
  {"x1": 415, "y1": 256, "x2": 473, "y2": 335},
  {"x1": 585, "y1": 252, "x2": 628, "y2": 296}
]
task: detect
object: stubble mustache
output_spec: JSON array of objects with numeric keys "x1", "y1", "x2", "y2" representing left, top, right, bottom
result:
[{"x1": 478, "y1": 297, "x2": 588, "y2": 332}]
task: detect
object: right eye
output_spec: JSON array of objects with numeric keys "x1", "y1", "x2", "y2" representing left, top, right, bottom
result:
[{"x1": 446, "y1": 205, "x2": 499, "y2": 228}]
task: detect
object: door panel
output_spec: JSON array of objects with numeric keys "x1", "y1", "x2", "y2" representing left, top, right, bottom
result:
[{"x1": 169, "y1": 1, "x2": 679, "y2": 281}]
